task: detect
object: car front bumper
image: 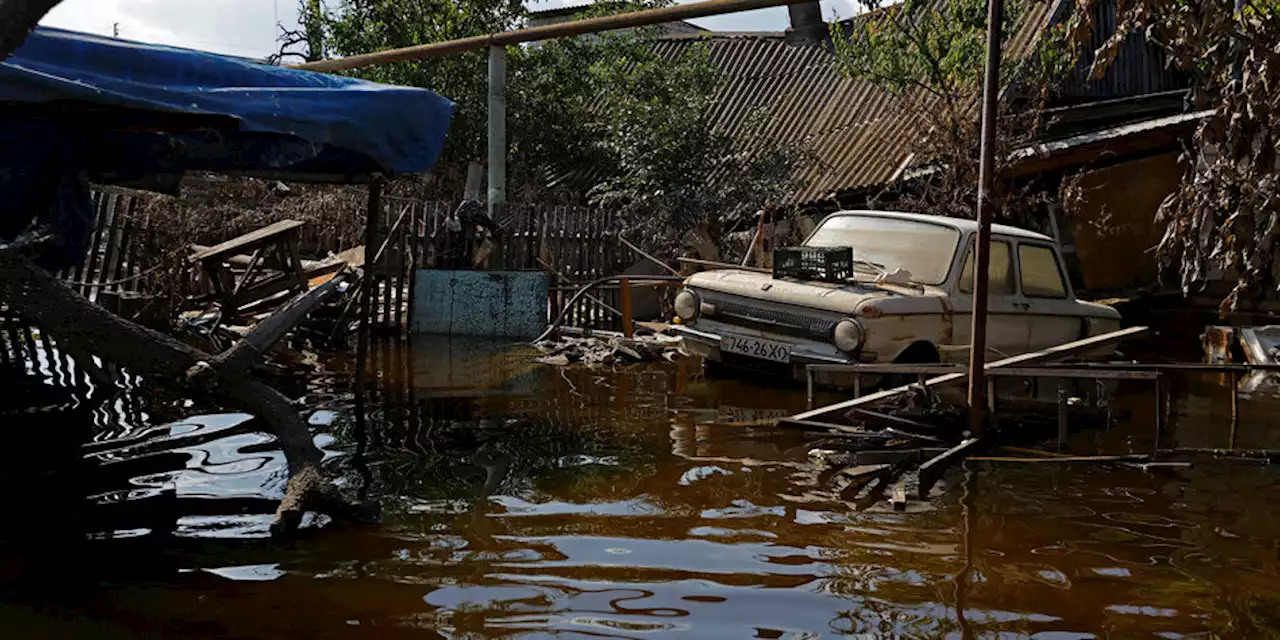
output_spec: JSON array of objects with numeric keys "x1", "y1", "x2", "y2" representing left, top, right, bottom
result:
[{"x1": 669, "y1": 323, "x2": 859, "y2": 366}]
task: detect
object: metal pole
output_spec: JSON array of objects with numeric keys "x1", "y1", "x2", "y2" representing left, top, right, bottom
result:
[
  {"x1": 292, "y1": 0, "x2": 817, "y2": 72},
  {"x1": 966, "y1": 0, "x2": 1004, "y2": 435},
  {"x1": 355, "y1": 177, "x2": 383, "y2": 399},
  {"x1": 487, "y1": 45, "x2": 507, "y2": 221}
]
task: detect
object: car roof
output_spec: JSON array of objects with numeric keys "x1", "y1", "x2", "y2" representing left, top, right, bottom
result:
[{"x1": 824, "y1": 210, "x2": 1055, "y2": 242}]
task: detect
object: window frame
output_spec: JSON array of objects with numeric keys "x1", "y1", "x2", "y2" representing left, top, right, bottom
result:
[
  {"x1": 956, "y1": 236, "x2": 1017, "y2": 297},
  {"x1": 1016, "y1": 242, "x2": 1071, "y2": 300},
  {"x1": 802, "y1": 212, "x2": 964, "y2": 286}
]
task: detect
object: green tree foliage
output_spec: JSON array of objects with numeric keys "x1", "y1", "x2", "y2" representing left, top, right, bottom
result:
[
  {"x1": 1067, "y1": 0, "x2": 1280, "y2": 308},
  {"x1": 306, "y1": 0, "x2": 524, "y2": 165},
  {"x1": 830, "y1": 0, "x2": 1071, "y2": 223},
  {"x1": 282, "y1": 0, "x2": 811, "y2": 252}
]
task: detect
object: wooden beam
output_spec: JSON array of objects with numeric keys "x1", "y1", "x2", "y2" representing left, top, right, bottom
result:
[
  {"x1": 917, "y1": 437, "x2": 981, "y2": 498},
  {"x1": 786, "y1": 326, "x2": 1149, "y2": 424},
  {"x1": 215, "y1": 273, "x2": 349, "y2": 375},
  {"x1": 967, "y1": 454, "x2": 1151, "y2": 463},
  {"x1": 190, "y1": 220, "x2": 305, "y2": 264}
]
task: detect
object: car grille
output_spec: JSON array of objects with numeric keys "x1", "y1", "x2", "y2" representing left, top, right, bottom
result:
[{"x1": 710, "y1": 297, "x2": 837, "y2": 338}]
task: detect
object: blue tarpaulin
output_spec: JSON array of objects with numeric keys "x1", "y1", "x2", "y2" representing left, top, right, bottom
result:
[
  {"x1": 0, "y1": 27, "x2": 454, "y2": 267},
  {"x1": 0, "y1": 27, "x2": 455, "y2": 177}
]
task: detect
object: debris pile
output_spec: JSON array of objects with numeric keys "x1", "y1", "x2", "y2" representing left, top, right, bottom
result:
[{"x1": 534, "y1": 331, "x2": 687, "y2": 367}]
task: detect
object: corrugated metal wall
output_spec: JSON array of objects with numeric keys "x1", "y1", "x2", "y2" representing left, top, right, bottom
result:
[{"x1": 1056, "y1": 0, "x2": 1189, "y2": 103}]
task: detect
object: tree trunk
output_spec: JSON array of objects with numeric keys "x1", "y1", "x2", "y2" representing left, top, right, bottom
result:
[
  {"x1": 0, "y1": 0, "x2": 63, "y2": 62},
  {"x1": 0, "y1": 249, "x2": 365, "y2": 535}
]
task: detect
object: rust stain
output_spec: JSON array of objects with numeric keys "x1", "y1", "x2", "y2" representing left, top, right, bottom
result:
[{"x1": 1202, "y1": 325, "x2": 1236, "y2": 364}]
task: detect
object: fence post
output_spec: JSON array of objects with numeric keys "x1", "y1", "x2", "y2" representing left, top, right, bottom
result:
[{"x1": 620, "y1": 277, "x2": 634, "y2": 337}]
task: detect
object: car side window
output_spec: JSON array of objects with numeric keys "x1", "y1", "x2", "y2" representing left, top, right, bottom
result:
[
  {"x1": 1019, "y1": 244, "x2": 1069, "y2": 298},
  {"x1": 958, "y1": 240, "x2": 1015, "y2": 295}
]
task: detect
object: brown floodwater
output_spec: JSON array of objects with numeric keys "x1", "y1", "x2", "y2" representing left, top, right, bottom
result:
[{"x1": 3, "y1": 335, "x2": 1280, "y2": 638}]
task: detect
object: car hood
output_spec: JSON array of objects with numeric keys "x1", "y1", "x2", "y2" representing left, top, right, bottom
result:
[{"x1": 685, "y1": 269, "x2": 916, "y2": 314}]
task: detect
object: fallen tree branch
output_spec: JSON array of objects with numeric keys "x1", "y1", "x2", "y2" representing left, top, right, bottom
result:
[{"x1": 0, "y1": 249, "x2": 364, "y2": 536}]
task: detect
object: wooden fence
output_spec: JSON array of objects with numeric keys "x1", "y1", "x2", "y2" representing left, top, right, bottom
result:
[
  {"x1": 366, "y1": 196, "x2": 646, "y2": 335},
  {"x1": 34, "y1": 188, "x2": 654, "y2": 337},
  {"x1": 56, "y1": 189, "x2": 153, "y2": 308}
]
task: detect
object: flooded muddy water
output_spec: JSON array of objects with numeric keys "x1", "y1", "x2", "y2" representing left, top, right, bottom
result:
[{"x1": 4, "y1": 336, "x2": 1280, "y2": 638}]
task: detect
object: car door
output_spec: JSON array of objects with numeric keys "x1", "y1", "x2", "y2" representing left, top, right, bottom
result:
[
  {"x1": 1017, "y1": 242, "x2": 1085, "y2": 351},
  {"x1": 949, "y1": 236, "x2": 1032, "y2": 361}
]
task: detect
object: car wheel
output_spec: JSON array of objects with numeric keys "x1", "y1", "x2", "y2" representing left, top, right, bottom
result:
[{"x1": 880, "y1": 342, "x2": 941, "y2": 391}]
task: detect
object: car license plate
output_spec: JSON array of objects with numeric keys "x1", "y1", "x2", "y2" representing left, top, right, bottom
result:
[
  {"x1": 718, "y1": 405, "x2": 790, "y2": 423},
  {"x1": 721, "y1": 335, "x2": 791, "y2": 363}
]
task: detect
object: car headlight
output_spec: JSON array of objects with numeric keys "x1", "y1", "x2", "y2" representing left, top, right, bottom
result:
[
  {"x1": 832, "y1": 318, "x2": 865, "y2": 352},
  {"x1": 674, "y1": 289, "x2": 701, "y2": 321}
]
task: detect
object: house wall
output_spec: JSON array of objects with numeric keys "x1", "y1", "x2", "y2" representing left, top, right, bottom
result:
[{"x1": 1069, "y1": 152, "x2": 1183, "y2": 293}]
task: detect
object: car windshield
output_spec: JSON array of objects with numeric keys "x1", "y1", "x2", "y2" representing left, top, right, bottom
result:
[{"x1": 804, "y1": 214, "x2": 961, "y2": 285}]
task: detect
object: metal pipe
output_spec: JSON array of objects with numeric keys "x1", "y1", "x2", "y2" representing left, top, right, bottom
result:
[
  {"x1": 292, "y1": 0, "x2": 816, "y2": 73},
  {"x1": 966, "y1": 0, "x2": 1004, "y2": 435},
  {"x1": 487, "y1": 45, "x2": 507, "y2": 222}
]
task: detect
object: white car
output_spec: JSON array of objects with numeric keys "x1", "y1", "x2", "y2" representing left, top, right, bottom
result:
[{"x1": 672, "y1": 211, "x2": 1121, "y2": 380}]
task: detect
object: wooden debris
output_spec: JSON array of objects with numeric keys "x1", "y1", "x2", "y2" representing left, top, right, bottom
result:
[
  {"x1": 883, "y1": 427, "x2": 944, "y2": 443},
  {"x1": 999, "y1": 446, "x2": 1070, "y2": 458},
  {"x1": 967, "y1": 454, "x2": 1152, "y2": 463},
  {"x1": 850, "y1": 475, "x2": 891, "y2": 509},
  {"x1": 534, "y1": 331, "x2": 686, "y2": 367},
  {"x1": 848, "y1": 407, "x2": 938, "y2": 431},
  {"x1": 786, "y1": 326, "x2": 1150, "y2": 425},
  {"x1": 890, "y1": 472, "x2": 918, "y2": 511},
  {"x1": 918, "y1": 437, "x2": 982, "y2": 498},
  {"x1": 189, "y1": 220, "x2": 315, "y2": 321},
  {"x1": 0, "y1": 248, "x2": 361, "y2": 536},
  {"x1": 1124, "y1": 461, "x2": 1194, "y2": 472}
]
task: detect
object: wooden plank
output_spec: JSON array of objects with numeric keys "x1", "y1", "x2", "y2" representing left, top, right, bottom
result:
[
  {"x1": 917, "y1": 437, "x2": 981, "y2": 498},
  {"x1": 788, "y1": 326, "x2": 1149, "y2": 424},
  {"x1": 967, "y1": 454, "x2": 1151, "y2": 463},
  {"x1": 217, "y1": 274, "x2": 350, "y2": 373},
  {"x1": 395, "y1": 204, "x2": 410, "y2": 332},
  {"x1": 850, "y1": 475, "x2": 891, "y2": 510},
  {"x1": 98, "y1": 209, "x2": 129, "y2": 301},
  {"x1": 70, "y1": 191, "x2": 107, "y2": 294},
  {"x1": 989, "y1": 367, "x2": 1160, "y2": 380},
  {"x1": 85, "y1": 193, "x2": 119, "y2": 297},
  {"x1": 852, "y1": 448, "x2": 924, "y2": 465},
  {"x1": 889, "y1": 471, "x2": 918, "y2": 511},
  {"x1": 191, "y1": 220, "x2": 305, "y2": 263},
  {"x1": 849, "y1": 407, "x2": 938, "y2": 430}
]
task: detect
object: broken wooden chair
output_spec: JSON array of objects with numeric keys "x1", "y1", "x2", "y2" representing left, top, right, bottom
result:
[{"x1": 190, "y1": 219, "x2": 310, "y2": 320}]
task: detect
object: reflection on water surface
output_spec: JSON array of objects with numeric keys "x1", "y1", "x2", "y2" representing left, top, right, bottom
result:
[{"x1": 2, "y1": 335, "x2": 1280, "y2": 638}]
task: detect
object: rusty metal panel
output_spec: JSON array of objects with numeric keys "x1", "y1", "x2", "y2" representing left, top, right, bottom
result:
[{"x1": 411, "y1": 269, "x2": 550, "y2": 338}]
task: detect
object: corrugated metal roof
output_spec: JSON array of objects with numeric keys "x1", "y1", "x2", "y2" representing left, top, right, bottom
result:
[{"x1": 646, "y1": 0, "x2": 1061, "y2": 205}]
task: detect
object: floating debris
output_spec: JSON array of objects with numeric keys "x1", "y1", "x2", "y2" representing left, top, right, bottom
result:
[{"x1": 534, "y1": 331, "x2": 686, "y2": 367}]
